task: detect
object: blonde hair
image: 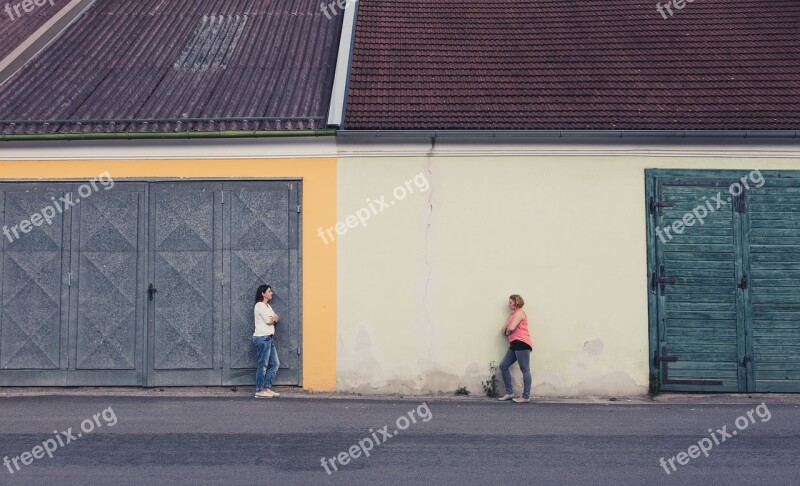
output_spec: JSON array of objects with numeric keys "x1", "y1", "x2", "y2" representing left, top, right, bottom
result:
[{"x1": 509, "y1": 294, "x2": 524, "y2": 308}]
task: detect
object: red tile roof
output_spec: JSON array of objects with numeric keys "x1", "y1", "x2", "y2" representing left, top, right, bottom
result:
[
  {"x1": 0, "y1": 0, "x2": 342, "y2": 134},
  {"x1": 344, "y1": 0, "x2": 800, "y2": 131}
]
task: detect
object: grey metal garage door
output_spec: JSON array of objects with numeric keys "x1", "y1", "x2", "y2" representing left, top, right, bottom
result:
[
  {"x1": 0, "y1": 180, "x2": 301, "y2": 387},
  {"x1": 647, "y1": 170, "x2": 800, "y2": 392}
]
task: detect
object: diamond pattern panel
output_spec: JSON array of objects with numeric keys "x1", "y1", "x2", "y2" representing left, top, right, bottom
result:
[
  {"x1": 79, "y1": 191, "x2": 139, "y2": 252},
  {"x1": 2, "y1": 191, "x2": 64, "y2": 251},
  {"x1": 76, "y1": 191, "x2": 140, "y2": 370},
  {"x1": 76, "y1": 252, "x2": 137, "y2": 369},
  {"x1": 154, "y1": 251, "x2": 214, "y2": 370},
  {"x1": 155, "y1": 192, "x2": 214, "y2": 251},
  {"x1": 1, "y1": 251, "x2": 61, "y2": 369},
  {"x1": 229, "y1": 189, "x2": 289, "y2": 250}
]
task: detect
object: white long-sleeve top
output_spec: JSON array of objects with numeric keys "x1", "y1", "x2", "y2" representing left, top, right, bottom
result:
[{"x1": 253, "y1": 301, "x2": 277, "y2": 337}]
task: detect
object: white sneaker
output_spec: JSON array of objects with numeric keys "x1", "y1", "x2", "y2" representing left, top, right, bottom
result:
[
  {"x1": 497, "y1": 394, "x2": 514, "y2": 401},
  {"x1": 269, "y1": 390, "x2": 280, "y2": 397}
]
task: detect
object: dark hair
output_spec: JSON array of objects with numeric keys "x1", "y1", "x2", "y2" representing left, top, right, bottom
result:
[{"x1": 255, "y1": 285, "x2": 271, "y2": 304}]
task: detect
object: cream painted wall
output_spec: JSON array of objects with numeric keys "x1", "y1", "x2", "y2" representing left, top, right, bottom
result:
[{"x1": 337, "y1": 153, "x2": 800, "y2": 396}]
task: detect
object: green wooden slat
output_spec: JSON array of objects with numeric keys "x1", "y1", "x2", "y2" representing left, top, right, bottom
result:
[
  {"x1": 751, "y1": 310, "x2": 800, "y2": 320},
  {"x1": 748, "y1": 211, "x2": 800, "y2": 221},
  {"x1": 753, "y1": 320, "x2": 800, "y2": 329},
  {"x1": 754, "y1": 371, "x2": 800, "y2": 380},
  {"x1": 750, "y1": 253, "x2": 800, "y2": 262},
  {"x1": 666, "y1": 318, "x2": 737, "y2": 329},
  {"x1": 669, "y1": 361, "x2": 738, "y2": 371},
  {"x1": 665, "y1": 252, "x2": 735, "y2": 261},
  {"x1": 667, "y1": 328, "x2": 736, "y2": 338},
  {"x1": 665, "y1": 302, "x2": 738, "y2": 311},
  {"x1": 665, "y1": 311, "x2": 737, "y2": 320},
  {"x1": 754, "y1": 380, "x2": 800, "y2": 392},
  {"x1": 751, "y1": 345, "x2": 800, "y2": 354},
  {"x1": 669, "y1": 343, "x2": 737, "y2": 354}
]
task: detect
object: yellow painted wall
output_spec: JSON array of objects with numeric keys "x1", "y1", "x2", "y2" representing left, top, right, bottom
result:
[
  {"x1": 337, "y1": 154, "x2": 800, "y2": 396},
  {"x1": 0, "y1": 158, "x2": 337, "y2": 390}
]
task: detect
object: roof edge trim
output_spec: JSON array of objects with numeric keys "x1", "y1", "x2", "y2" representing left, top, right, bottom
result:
[
  {"x1": 0, "y1": 0, "x2": 96, "y2": 86},
  {"x1": 326, "y1": 0, "x2": 359, "y2": 128},
  {"x1": 337, "y1": 130, "x2": 800, "y2": 140},
  {"x1": 0, "y1": 129, "x2": 336, "y2": 142}
]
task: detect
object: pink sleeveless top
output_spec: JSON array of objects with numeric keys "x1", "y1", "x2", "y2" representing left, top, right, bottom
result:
[{"x1": 507, "y1": 310, "x2": 532, "y2": 348}]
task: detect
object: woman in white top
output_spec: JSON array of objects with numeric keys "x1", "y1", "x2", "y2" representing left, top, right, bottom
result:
[{"x1": 253, "y1": 284, "x2": 281, "y2": 398}]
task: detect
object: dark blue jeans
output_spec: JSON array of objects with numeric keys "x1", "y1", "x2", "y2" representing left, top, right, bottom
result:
[
  {"x1": 253, "y1": 335, "x2": 279, "y2": 390},
  {"x1": 499, "y1": 347, "x2": 532, "y2": 399}
]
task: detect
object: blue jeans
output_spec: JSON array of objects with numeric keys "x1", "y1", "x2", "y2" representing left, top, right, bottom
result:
[
  {"x1": 499, "y1": 347, "x2": 531, "y2": 399},
  {"x1": 253, "y1": 335, "x2": 279, "y2": 391}
]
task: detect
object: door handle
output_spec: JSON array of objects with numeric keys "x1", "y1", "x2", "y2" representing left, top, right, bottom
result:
[{"x1": 148, "y1": 283, "x2": 157, "y2": 301}]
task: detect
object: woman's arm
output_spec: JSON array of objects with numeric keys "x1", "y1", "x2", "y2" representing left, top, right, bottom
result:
[{"x1": 506, "y1": 311, "x2": 524, "y2": 333}]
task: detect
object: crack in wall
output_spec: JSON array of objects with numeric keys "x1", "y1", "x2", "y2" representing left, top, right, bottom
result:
[{"x1": 423, "y1": 136, "x2": 435, "y2": 359}]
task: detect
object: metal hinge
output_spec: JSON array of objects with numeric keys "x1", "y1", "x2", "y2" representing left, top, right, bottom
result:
[
  {"x1": 297, "y1": 346, "x2": 301, "y2": 355},
  {"x1": 221, "y1": 192, "x2": 224, "y2": 204},
  {"x1": 67, "y1": 272, "x2": 72, "y2": 287},
  {"x1": 649, "y1": 196, "x2": 675, "y2": 214},
  {"x1": 297, "y1": 204, "x2": 301, "y2": 213},
  {"x1": 651, "y1": 265, "x2": 677, "y2": 293}
]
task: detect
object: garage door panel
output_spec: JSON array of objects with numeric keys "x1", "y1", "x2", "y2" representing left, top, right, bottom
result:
[
  {"x1": 71, "y1": 187, "x2": 145, "y2": 382},
  {"x1": 653, "y1": 178, "x2": 744, "y2": 391},
  {"x1": 749, "y1": 178, "x2": 800, "y2": 392},
  {"x1": 223, "y1": 182, "x2": 300, "y2": 385}
]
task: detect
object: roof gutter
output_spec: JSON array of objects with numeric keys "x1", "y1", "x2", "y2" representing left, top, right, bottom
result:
[
  {"x1": 337, "y1": 129, "x2": 800, "y2": 140},
  {"x1": 0, "y1": 129, "x2": 336, "y2": 142},
  {"x1": 0, "y1": 0, "x2": 96, "y2": 86},
  {"x1": 326, "y1": 0, "x2": 359, "y2": 128}
]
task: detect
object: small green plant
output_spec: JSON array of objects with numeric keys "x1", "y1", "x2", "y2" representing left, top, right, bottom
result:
[
  {"x1": 455, "y1": 386, "x2": 470, "y2": 396},
  {"x1": 481, "y1": 361, "x2": 499, "y2": 398}
]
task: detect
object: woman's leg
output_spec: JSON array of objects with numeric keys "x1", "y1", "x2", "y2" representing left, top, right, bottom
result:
[
  {"x1": 515, "y1": 349, "x2": 532, "y2": 399},
  {"x1": 265, "y1": 338, "x2": 280, "y2": 389},
  {"x1": 498, "y1": 348, "x2": 517, "y2": 396},
  {"x1": 253, "y1": 336, "x2": 268, "y2": 391}
]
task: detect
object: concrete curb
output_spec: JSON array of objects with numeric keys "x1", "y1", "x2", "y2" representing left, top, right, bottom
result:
[{"x1": 1, "y1": 388, "x2": 798, "y2": 404}]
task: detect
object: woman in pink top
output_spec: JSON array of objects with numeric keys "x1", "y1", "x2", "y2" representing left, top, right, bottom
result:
[{"x1": 498, "y1": 294, "x2": 532, "y2": 403}]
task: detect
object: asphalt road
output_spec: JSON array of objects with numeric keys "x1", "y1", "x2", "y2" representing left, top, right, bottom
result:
[{"x1": 1, "y1": 395, "x2": 798, "y2": 485}]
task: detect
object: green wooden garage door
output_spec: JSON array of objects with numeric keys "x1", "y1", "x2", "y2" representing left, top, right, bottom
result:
[{"x1": 647, "y1": 170, "x2": 800, "y2": 392}]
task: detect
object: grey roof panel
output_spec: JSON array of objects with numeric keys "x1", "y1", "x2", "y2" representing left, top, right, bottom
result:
[{"x1": 0, "y1": 0, "x2": 343, "y2": 134}]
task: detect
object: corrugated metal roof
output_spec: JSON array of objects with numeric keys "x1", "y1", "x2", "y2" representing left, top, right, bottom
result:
[
  {"x1": 345, "y1": 0, "x2": 800, "y2": 131},
  {"x1": 0, "y1": 0, "x2": 72, "y2": 60},
  {"x1": 0, "y1": 0, "x2": 343, "y2": 134},
  {"x1": 0, "y1": 0, "x2": 70, "y2": 60}
]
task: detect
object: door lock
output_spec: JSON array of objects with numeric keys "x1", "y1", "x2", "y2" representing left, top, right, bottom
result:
[{"x1": 148, "y1": 283, "x2": 157, "y2": 301}]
